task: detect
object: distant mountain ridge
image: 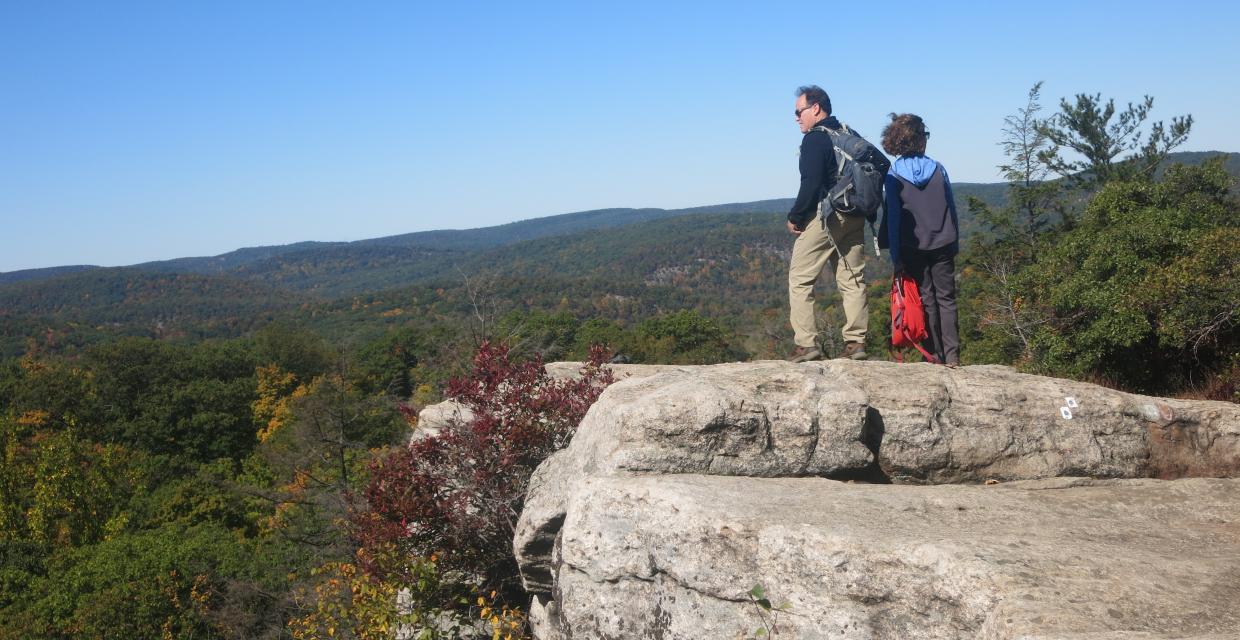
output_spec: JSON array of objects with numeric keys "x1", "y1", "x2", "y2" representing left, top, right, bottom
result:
[
  {"x1": 2, "y1": 151, "x2": 1234, "y2": 289},
  {"x1": 0, "y1": 265, "x2": 99, "y2": 285},
  {"x1": 0, "y1": 189, "x2": 998, "y2": 287}
]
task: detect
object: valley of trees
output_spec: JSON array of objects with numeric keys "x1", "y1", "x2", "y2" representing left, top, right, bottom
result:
[{"x1": 0, "y1": 86, "x2": 1236, "y2": 638}]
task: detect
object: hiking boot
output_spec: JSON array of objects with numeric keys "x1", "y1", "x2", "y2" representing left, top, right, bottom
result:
[
  {"x1": 786, "y1": 345, "x2": 822, "y2": 363},
  {"x1": 838, "y1": 341, "x2": 868, "y2": 360}
]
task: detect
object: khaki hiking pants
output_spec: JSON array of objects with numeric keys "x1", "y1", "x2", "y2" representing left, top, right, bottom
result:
[{"x1": 788, "y1": 209, "x2": 868, "y2": 348}]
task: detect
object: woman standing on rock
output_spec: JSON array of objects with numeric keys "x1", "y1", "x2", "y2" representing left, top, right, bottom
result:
[{"x1": 881, "y1": 113, "x2": 961, "y2": 368}]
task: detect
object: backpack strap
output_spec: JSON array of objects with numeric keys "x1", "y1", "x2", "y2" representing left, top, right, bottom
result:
[
  {"x1": 911, "y1": 337, "x2": 939, "y2": 364},
  {"x1": 888, "y1": 338, "x2": 938, "y2": 364},
  {"x1": 811, "y1": 124, "x2": 851, "y2": 178},
  {"x1": 889, "y1": 320, "x2": 940, "y2": 364}
]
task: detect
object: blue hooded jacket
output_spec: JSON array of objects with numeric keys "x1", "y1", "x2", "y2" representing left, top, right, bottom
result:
[{"x1": 884, "y1": 155, "x2": 960, "y2": 267}]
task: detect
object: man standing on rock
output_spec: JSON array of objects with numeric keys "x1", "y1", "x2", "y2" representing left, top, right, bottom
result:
[{"x1": 785, "y1": 85, "x2": 869, "y2": 362}]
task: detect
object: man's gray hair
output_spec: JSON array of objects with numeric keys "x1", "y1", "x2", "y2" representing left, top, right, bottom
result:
[{"x1": 796, "y1": 85, "x2": 832, "y2": 115}]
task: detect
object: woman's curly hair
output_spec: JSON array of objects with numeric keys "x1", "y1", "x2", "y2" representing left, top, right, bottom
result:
[{"x1": 881, "y1": 113, "x2": 928, "y2": 157}]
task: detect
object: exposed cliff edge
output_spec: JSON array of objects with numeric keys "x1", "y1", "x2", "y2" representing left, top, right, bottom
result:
[{"x1": 501, "y1": 360, "x2": 1240, "y2": 639}]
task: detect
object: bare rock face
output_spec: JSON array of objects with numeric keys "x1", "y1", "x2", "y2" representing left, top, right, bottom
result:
[
  {"x1": 551, "y1": 474, "x2": 1240, "y2": 639},
  {"x1": 517, "y1": 362, "x2": 877, "y2": 594},
  {"x1": 514, "y1": 360, "x2": 1240, "y2": 638},
  {"x1": 565, "y1": 361, "x2": 875, "y2": 478},
  {"x1": 820, "y1": 360, "x2": 1240, "y2": 483},
  {"x1": 412, "y1": 399, "x2": 472, "y2": 442}
]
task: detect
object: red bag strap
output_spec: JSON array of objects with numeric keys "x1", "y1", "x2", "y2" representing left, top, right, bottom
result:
[{"x1": 911, "y1": 339, "x2": 939, "y2": 364}]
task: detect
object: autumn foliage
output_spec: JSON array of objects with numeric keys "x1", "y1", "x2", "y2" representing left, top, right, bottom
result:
[{"x1": 356, "y1": 341, "x2": 614, "y2": 601}]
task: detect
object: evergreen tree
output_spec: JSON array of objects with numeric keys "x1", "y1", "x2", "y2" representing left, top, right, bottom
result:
[{"x1": 1036, "y1": 92, "x2": 1192, "y2": 186}]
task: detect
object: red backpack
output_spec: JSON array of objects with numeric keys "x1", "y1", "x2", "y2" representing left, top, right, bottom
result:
[{"x1": 890, "y1": 273, "x2": 938, "y2": 363}]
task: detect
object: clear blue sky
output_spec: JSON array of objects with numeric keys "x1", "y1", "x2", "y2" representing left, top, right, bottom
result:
[{"x1": 2, "y1": 1, "x2": 1237, "y2": 273}]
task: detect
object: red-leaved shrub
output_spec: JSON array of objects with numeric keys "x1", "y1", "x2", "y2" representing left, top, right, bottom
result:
[{"x1": 355, "y1": 341, "x2": 614, "y2": 600}]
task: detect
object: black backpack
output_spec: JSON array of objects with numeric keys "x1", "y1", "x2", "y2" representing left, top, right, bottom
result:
[{"x1": 812, "y1": 123, "x2": 891, "y2": 223}]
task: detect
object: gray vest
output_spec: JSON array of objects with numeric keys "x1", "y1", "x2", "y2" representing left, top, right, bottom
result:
[{"x1": 893, "y1": 166, "x2": 956, "y2": 251}]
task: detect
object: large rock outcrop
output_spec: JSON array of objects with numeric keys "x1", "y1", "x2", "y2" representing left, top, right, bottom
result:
[
  {"x1": 514, "y1": 360, "x2": 1240, "y2": 639},
  {"x1": 547, "y1": 474, "x2": 1240, "y2": 639}
]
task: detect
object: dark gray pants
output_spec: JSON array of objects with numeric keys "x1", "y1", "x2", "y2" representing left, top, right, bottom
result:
[{"x1": 903, "y1": 247, "x2": 959, "y2": 364}]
